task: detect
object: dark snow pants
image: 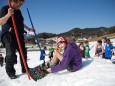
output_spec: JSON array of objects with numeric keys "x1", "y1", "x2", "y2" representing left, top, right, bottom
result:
[{"x1": 1, "y1": 32, "x2": 28, "y2": 77}]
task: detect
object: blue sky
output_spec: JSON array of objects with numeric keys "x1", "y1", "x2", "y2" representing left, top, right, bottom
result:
[{"x1": 0, "y1": 0, "x2": 115, "y2": 34}]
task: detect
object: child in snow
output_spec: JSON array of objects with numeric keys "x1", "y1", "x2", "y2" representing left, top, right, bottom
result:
[
  {"x1": 40, "y1": 46, "x2": 48, "y2": 62},
  {"x1": 46, "y1": 36, "x2": 82, "y2": 73},
  {"x1": 78, "y1": 42, "x2": 85, "y2": 58},
  {"x1": 102, "y1": 37, "x2": 107, "y2": 58},
  {"x1": 104, "y1": 39, "x2": 115, "y2": 59},
  {"x1": 102, "y1": 37, "x2": 107, "y2": 50},
  {"x1": 95, "y1": 40, "x2": 104, "y2": 58},
  {"x1": 48, "y1": 44, "x2": 54, "y2": 60},
  {"x1": 84, "y1": 41, "x2": 93, "y2": 59}
]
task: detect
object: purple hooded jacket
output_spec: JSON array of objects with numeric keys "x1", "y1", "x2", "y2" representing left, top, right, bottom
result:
[{"x1": 51, "y1": 42, "x2": 82, "y2": 73}]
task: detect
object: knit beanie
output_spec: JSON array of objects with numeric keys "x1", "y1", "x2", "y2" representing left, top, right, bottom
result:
[{"x1": 57, "y1": 36, "x2": 68, "y2": 44}]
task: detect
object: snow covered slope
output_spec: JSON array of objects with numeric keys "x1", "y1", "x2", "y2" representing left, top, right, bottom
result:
[{"x1": 0, "y1": 41, "x2": 115, "y2": 86}]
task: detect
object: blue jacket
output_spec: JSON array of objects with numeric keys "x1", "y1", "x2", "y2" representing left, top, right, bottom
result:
[
  {"x1": 40, "y1": 49, "x2": 45, "y2": 60},
  {"x1": 51, "y1": 42, "x2": 82, "y2": 73},
  {"x1": 104, "y1": 44, "x2": 115, "y2": 59}
]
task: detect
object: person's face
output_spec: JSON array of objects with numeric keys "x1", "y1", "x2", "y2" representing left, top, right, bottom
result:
[
  {"x1": 80, "y1": 42, "x2": 83, "y2": 45},
  {"x1": 85, "y1": 43, "x2": 88, "y2": 45},
  {"x1": 11, "y1": 0, "x2": 23, "y2": 10},
  {"x1": 102, "y1": 38, "x2": 106, "y2": 43},
  {"x1": 50, "y1": 45, "x2": 53, "y2": 47},
  {"x1": 106, "y1": 41, "x2": 111, "y2": 45},
  {"x1": 58, "y1": 42, "x2": 66, "y2": 50},
  {"x1": 44, "y1": 47, "x2": 47, "y2": 50},
  {"x1": 97, "y1": 42, "x2": 100, "y2": 46}
]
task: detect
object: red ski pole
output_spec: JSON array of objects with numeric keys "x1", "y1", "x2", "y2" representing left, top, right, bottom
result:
[{"x1": 8, "y1": 0, "x2": 30, "y2": 80}]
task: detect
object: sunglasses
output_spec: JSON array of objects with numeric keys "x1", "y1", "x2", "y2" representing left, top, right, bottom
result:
[{"x1": 15, "y1": 1, "x2": 23, "y2": 6}]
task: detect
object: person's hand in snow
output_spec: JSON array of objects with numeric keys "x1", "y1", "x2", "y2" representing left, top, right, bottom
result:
[{"x1": 47, "y1": 68, "x2": 51, "y2": 73}]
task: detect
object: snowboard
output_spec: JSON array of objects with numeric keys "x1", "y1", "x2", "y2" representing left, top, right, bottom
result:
[{"x1": 29, "y1": 62, "x2": 53, "y2": 81}]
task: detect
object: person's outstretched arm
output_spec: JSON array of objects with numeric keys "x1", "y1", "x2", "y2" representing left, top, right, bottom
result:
[{"x1": 24, "y1": 24, "x2": 35, "y2": 32}]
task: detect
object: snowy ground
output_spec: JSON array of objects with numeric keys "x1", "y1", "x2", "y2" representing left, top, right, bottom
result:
[{"x1": 0, "y1": 40, "x2": 115, "y2": 86}]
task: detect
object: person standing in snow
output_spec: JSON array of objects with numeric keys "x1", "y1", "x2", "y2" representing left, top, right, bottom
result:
[
  {"x1": 102, "y1": 37, "x2": 107, "y2": 58},
  {"x1": 104, "y1": 39, "x2": 115, "y2": 59},
  {"x1": 78, "y1": 42, "x2": 85, "y2": 58},
  {"x1": 95, "y1": 40, "x2": 104, "y2": 58},
  {"x1": 0, "y1": 0, "x2": 34, "y2": 79},
  {"x1": 102, "y1": 37, "x2": 107, "y2": 50},
  {"x1": 83, "y1": 40, "x2": 93, "y2": 59},
  {"x1": 48, "y1": 44, "x2": 54, "y2": 60},
  {"x1": 40, "y1": 46, "x2": 48, "y2": 64},
  {"x1": 46, "y1": 36, "x2": 82, "y2": 73}
]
